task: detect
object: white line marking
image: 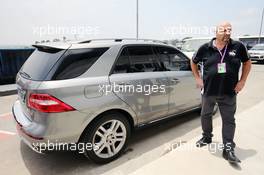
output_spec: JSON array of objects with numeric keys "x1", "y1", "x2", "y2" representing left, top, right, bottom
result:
[
  {"x1": 0, "y1": 112, "x2": 12, "y2": 117},
  {"x1": 0, "y1": 130, "x2": 16, "y2": 135}
]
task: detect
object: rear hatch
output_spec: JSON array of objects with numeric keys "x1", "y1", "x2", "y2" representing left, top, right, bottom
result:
[{"x1": 16, "y1": 44, "x2": 70, "y2": 120}]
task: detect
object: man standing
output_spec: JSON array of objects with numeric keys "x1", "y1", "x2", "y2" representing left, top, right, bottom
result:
[{"x1": 191, "y1": 22, "x2": 251, "y2": 163}]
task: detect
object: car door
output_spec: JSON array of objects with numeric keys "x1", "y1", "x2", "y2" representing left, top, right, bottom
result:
[
  {"x1": 154, "y1": 46, "x2": 201, "y2": 115},
  {"x1": 109, "y1": 45, "x2": 170, "y2": 124}
]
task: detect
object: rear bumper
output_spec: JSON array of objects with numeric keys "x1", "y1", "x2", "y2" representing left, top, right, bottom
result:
[
  {"x1": 12, "y1": 100, "x2": 88, "y2": 152},
  {"x1": 12, "y1": 101, "x2": 45, "y2": 152}
]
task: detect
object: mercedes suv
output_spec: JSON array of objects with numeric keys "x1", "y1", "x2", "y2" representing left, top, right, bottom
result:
[{"x1": 12, "y1": 39, "x2": 204, "y2": 163}]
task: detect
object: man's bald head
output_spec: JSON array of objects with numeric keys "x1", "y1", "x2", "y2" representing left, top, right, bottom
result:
[{"x1": 216, "y1": 21, "x2": 232, "y2": 43}]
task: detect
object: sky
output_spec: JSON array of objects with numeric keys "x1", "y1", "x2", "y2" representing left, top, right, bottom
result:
[{"x1": 0, "y1": 0, "x2": 264, "y2": 45}]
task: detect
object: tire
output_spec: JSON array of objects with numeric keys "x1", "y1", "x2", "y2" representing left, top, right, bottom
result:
[{"x1": 80, "y1": 112, "x2": 131, "y2": 164}]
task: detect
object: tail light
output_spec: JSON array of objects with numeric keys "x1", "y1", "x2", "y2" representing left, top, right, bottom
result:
[{"x1": 27, "y1": 93, "x2": 75, "y2": 113}]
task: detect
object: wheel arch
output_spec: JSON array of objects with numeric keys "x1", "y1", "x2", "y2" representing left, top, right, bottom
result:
[{"x1": 78, "y1": 108, "x2": 135, "y2": 143}]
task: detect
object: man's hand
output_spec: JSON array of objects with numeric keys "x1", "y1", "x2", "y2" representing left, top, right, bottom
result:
[
  {"x1": 235, "y1": 60, "x2": 251, "y2": 94},
  {"x1": 191, "y1": 60, "x2": 204, "y2": 89},
  {"x1": 195, "y1": 77, "x2": 204, "y2": 89},
  {"x1": 234, "y1": 80, "x2": 245, "y2": 94}
]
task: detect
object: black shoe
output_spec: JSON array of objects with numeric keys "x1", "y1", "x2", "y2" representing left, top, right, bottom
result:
[
  {"x1": 196, "y1": 137, "x2": 212, "y2": 147},
  {"x1": 223, "y1": 149, "x2": 241, "y2": 163}
]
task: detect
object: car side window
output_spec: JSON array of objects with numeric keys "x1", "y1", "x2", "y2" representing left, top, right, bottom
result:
[
  {"x1": 113, "y1": 46, "x2": 161, "y2": 74},
  {"x1": 112, "y1": 48, "x2": 130, "y2": 74},
  {"x1": 53, "y1": 48, "x2": 108, "y2": 80},
  {"x1": 127, "y1": 46, "x2": 160, "y2": 73},
  {"x1": 155, "y1": 46, "x2": 191, "y2": 71}
]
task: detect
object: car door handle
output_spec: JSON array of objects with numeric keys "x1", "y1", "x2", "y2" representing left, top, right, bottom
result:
[{"x1": 171, "y1": 78, "x2": 180, "y2": 82}]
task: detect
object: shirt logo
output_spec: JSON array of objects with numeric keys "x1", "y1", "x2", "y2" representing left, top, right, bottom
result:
[{"x1": 229, "y1": 50, "x2": 236, "y2": 56}]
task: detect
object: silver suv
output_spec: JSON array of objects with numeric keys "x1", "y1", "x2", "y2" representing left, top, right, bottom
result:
[{"x1": 12, "y1": 39, "x2": 202, "y2": 163}]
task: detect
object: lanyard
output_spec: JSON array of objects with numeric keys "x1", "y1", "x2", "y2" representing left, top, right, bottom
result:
[{"x1": 217, "y1": 44, "x2": 228, "y2": 63}]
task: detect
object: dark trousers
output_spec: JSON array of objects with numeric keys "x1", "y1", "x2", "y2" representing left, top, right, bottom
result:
[{"x1": 201, "y1": 95, "x2": 237, "y2": 149}]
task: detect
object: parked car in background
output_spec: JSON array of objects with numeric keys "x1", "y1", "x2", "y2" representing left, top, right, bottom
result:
[
  {"x1": 180, "y1": 37, "x2": 211, "y2": 59},
  {"x1": 248, "y1": 43, "x2": 264, "y2": 63}
]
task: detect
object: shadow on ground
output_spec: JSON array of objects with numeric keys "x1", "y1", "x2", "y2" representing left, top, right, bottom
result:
[
  {"x1": 20, "y1": 110, "x2": 220, "y2": 175},
  {"x1": 209, "y1": 141, "x2": 257, "y2": 171}
]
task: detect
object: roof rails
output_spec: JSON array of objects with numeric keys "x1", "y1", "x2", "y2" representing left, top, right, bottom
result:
[{"x1": 78, "y1": 38, "x2": 167, "y2": 44}]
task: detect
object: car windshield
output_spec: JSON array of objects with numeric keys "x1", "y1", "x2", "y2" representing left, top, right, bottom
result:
[
  {"x1": 181, "y1": 39, "x2": 210, "y2": 52},
  {"x1": 251, "y1": 44, "x2": 264, "y2": 50}
]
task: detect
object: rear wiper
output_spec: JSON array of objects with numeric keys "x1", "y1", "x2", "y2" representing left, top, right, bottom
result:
[{"x1": 19, "y1": 71, "x2": 31, "y2": 79}]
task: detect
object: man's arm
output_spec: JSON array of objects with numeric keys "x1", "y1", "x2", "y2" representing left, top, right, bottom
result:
[
  {"x1": 234, "y1": 60, "x2": 251, "y2": 93},
  {"x1": 191, "y1": 60, "x2": 203, "y2": 89}
]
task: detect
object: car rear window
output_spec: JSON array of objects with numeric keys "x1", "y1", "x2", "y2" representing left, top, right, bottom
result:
[
  {"x1": 52, "y1": 47, "x2": 109, "y2": 80},
  {"x1": 20, "y1": 47, "x2": 66, "y2": 81},
  {"x1": 20, "y1": 47, "x2": 109, "y2": 81}
]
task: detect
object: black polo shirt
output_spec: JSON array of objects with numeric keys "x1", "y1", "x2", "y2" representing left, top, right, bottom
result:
[{"x1": 192, "y1": 38, "x2": 250, "y2": 97}]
